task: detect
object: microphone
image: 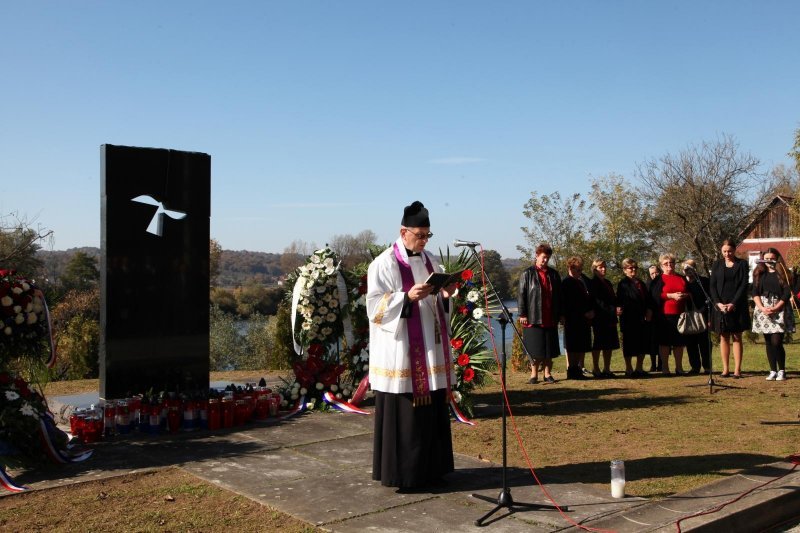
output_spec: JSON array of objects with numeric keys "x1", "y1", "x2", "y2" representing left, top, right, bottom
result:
[{"x1": 453, "y1": 239, "x2": 481, "y2": 248}]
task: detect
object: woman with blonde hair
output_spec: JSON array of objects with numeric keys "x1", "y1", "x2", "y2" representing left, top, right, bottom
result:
[
  {"x1": 616, "y1": 258, "x2": 653, "y2": 377},
  {"x1": 649, "y1": 253, "x2": 688, "y2": 375},
  {"x1": 589, "y1": 259, "x2": 619, "y2": 377}
]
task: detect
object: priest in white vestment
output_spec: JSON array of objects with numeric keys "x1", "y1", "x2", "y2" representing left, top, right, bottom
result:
[{"x1": 367, "y1": 201, "x2": 457, "y2": 490}]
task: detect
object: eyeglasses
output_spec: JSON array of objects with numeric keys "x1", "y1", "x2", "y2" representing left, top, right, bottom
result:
[{"x1": 405, "y1": 229, "x2": 433, "y2": 239}]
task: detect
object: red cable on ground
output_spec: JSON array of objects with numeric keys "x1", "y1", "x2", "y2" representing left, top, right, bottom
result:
[
  {"x1": 476, "y1": 249, "x2": 616, "y2": 533},
  {"x1": 673, "y1": 455, "x2": 800, "y2": 532}
]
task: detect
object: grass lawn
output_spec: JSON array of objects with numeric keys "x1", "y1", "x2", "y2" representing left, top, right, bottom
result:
[{"x1": 5, "y1": 342, "x2": 797, "y2": 530}]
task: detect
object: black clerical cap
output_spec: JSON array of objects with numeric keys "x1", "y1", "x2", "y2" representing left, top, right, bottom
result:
[{"x1": 401, "y1": 201, "x2": 430, "y2": 227}]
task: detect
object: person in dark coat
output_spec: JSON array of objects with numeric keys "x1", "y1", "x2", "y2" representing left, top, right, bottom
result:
[
  {"x1": 682, "y1": 259, "x2": 712, "y2": 374},
  {"x1": 518, "y1": 243, "x2": 563, "y2": 384},
  {"x1": 645, "y1": 264, "x2": 662, "y2": 371},
  {"x1": 589, "y1": 259, "x2": 619, "y2": 377},
  {"x1": 709, "y1": 239, "x2": 751, "y2": 378},
  {"x1": 561, "y1": 256, "x2": 594, "y2": 380},
  {"x1": 617, "y1": 258, "x2": 654, "y2": 377}
]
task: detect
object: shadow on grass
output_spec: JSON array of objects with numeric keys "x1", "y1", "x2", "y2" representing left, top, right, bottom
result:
[
  {"x1": 471, "y1": 385, "x2": 691, "y2": 418},
  {"x1": 447, "y1": 452, "x2": 784, "y2": 495}
]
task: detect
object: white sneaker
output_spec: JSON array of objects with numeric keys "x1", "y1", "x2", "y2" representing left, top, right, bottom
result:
[
  {"x1": 776, "y1": 370, "x2": 786, "y2": 381},
  {"x1": 766, "y1": 371, "x2": 777, "y2": 381}
]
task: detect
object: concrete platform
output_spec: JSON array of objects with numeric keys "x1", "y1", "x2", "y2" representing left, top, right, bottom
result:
[{"x1": 6, "y1": 398, "x2": 800, "y2": 532}]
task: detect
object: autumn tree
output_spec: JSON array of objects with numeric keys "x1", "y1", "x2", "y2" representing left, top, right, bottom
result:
[
  {"x1": 584, "y1": 174, "x2": 656, "y2": 282},
  {"x1": 281, "y1": 239, "x2": 316, "y2": 274},
  {"x1": 209, "y1": 238, "x2": 222, "y2": 288},
  {"x1": 0, "y1": 213, "x2": 51, "y2": 276},
  {"x1": 635, "y1": 134, "x2": 763, "y2": 274},
  {"x1": 518, "y1": 191, "x2": 596, "y2": 273},
  {"x1": 479, "y1": 250, "x2": 511, "y2": 300},
  {"x1": 329, "y1": 230, "x2": 378, "y2": 269},
  {"x1": 60, "y1": 251, "x2": 99, "y2": 292}
]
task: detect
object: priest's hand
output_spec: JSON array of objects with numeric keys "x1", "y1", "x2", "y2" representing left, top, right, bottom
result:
[
  {"x1": 407, "y1": 283, "x2": 434, "y2": 302},
  {"x1": 441, "y1": 281, "x2": 459, "y2": 299}
]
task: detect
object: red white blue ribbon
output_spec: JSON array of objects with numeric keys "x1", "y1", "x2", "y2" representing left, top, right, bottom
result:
[
  {"x1": 348, "y1": 374, "x2": 370, "y2": 407},
  {"x1": 322, "y1": 391, "x2": 370, "y2": 415},
  {"x1": 0, "y1": 467, "x2": 27, "y2": 493},
  {"x1": 449, "y1": 395, "x2": 476, "y2": 426},
  {"x1": 274, "y1": 396, "x2": 307, "y2": 422},
  {"x1": 39, "y1": 415, "x2": 94, "y2": 464}
]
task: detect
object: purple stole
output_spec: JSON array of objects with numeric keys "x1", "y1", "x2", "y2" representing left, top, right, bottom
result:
[{"x1": 392, "y1": 243, "x2": 452, "y2": 406}]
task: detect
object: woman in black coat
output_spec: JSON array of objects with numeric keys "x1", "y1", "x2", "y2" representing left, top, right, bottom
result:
[
  {"x1": 561, "y1": 256, "x2": 594, "y2": 380},
  {"x1": 589, "y1": 259, "x2": 619, "y2": 377},
  {"x1": 616, "y1": 258, "x2": 654, "y2": 377},
  {"x1": 709, "y1": 239, "x2": 751, "y2": 378}
]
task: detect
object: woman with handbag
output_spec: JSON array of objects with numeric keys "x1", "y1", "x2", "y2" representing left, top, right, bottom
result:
[
  {"x1": 649, "y1": 253, "x2": 688, "y2": 376},
  {"x1": 709, "y1": 239, "x2": 751, "y2": 378},
  {"x1": 752, "y1": 248, "x2": 792, "y2": 381},
  {"x1": 682, "y1": 259, "x2": 711, "y2": 374}
]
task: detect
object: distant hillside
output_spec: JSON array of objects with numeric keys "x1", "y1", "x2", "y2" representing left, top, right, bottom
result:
[
  {"x1": 36, "y1": 247, "x2": 285, "y2": 288},
  {"x1": 37, "y1": 248, "x2": 524, "y2": 289}
]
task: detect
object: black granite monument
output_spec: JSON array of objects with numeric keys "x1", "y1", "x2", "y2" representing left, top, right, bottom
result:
[{"x1": 100, "y1": 145, "x2": 210, "y2": 400}]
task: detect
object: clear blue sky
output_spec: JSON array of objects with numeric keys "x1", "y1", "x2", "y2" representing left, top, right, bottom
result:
[{"x1": 1, "y1": 1, "x2": 798, "y2": 259}]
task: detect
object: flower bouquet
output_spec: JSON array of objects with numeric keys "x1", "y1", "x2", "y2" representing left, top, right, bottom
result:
[{"x1": 0, "y1": 270, "x2": 51, "y2": 363}]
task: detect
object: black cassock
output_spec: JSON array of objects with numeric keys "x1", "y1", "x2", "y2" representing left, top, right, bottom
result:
[{"x1": 372, "y1": 388, "x2": 454, "y2": 488}]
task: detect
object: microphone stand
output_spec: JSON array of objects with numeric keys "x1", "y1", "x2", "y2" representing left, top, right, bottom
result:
[
  {"x1": 457, "y1": 244, "x2": 560, "y2": 526},
  {"x1": 685, "y1": 270, "x2": 723, "y2": 394}
]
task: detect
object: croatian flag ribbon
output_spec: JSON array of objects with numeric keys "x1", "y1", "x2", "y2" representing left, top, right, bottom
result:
[
  {"x1": 449, "y1": 394, "x2": 476, "y2": 426},
  {"x1": 275, "y1": 396, "x2": 307, "y2": 422},
  {"x1": 39, "y1": 415, "x2": 94, "y2": 464},
  {"x1": 0, "y1": 467, "x2": 27, "y2": 493},
  {"x1": 322, "y1": 391, "x2": 370, "y2": 415},
  {"x1": 349, "y1": 374, "x2": 370, "y2": 407}
]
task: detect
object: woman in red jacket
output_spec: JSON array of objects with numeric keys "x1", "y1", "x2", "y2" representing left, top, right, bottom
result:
[{"x1": 649, "y1": 253, "x2": 689, "y2": 375}]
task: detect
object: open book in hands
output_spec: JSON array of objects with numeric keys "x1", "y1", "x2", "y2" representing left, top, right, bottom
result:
[{"x1": 424, "y1": 270, "x2": 466, "y2": 295}]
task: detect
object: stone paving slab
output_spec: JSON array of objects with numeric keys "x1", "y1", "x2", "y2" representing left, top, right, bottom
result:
[{"x1": 9, "y1": 395, "x2": 800, "y2": 532}]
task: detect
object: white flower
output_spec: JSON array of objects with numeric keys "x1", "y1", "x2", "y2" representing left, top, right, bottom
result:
[
  {"x1": 467, "y1": 290, "x2": 481, "y2": 303},
  {"x1": 13, "y1": 305, "x2": 21, "y2": 314},
  {"x1": 20, "y1": 403, "x2": 37, "y2": 418},
  {"x1": 472, "y1": 308, "x2": 485, "y2": 319},
  {"x1": 1, "y1": 296, "x2": 12, "y2": 307},
  {"x1": 335, "y1": 392, "x2": 343, "y2": 399},
  {"x1": 315, "y1": 382, "x2": 324, "y2": 390},
  {"x1": 14, "y1": 314, "x2": 24, "y2": 325},
  {"x1": 330, "y1": 384, "x2": 339, "y2": 392},
  {"x1": 5, "y1": 391, "x2": 19, "y2": 401},
  {"x1": 325, "y1": 313, "x2": 337, "y2": 322},
  {"x1": 321, "y1": 327, "x2": 332, "y2": 336},
  {"x1": 324, "y1": 257, "x2": 334, "y2": 269},
  {"x1": 453, "y1": 391, "x2": 462, "y2": 403},
  {"x1": 307, "y1": 399, "x2": 316, "y2": 409},
  {"x1": 311, "y1": 254, "x2": 321, "y2": 264},
  {"x1": 352, "y1": 355, "x2": 359, "y2": 364},
  {"x1": 362, "y1": 364, "x2": 369, "y2": 372},
  {"x1": 315, "y1": 285, "x2": 326, "y2": 293},
  {"x1": 11, "y1": 287, "x2": 22, "y2": 295},
  {"x1": 291, "y1": 393, "x2": 299, "y2": 400},
  {"x1": 300, "y1": 387, "x2": 308, "y2": 395},
  {"x1": 21, "y1": 282, "x2": 30, "y2": 291},
  {"x1": 301, "y1": 322, "x2": 312, "y2": 331},
  {"x1": 24, "y1": 303, "x2": 32, "y2": 313},
  {"x1": 26, "y1": 313, "x2": 37, "y2": 325},
  {"x1": 281, "y1": 400, "x2": 288, "y2": 408},
  {"x1": 292, "y1": 382, "x2": 300, "y2": 390},
  {"x1": 312, "y1": 315, "x2": 323, "y2": 324},
  {"x1": 318, "y1": 306, "x2": 329, "y2": 315},
  {"x1": 357, "y1": 295, "x2": 366, "y2": 306},
  {"x1": 3, "y1": 326, "x2": 11, "y2": 336},
  {"x1": 329, "y1": 299, "x2": 338, "y2": 308}
]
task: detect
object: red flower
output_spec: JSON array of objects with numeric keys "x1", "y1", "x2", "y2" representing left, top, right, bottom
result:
[
  {"x1": 461, "y1": 270, "x2": 473, "y2": 281},
  {"x1": 458, "y1": 306, "x2": 469, "y2": 316},
  {"x1": 450, "y1": 338, "x2": 464, "y2": 350},
  {"x1": 457, "y1": 353, "x2": 470, "y2": 366},
  {"x1": 463, "y1": 367, "x2": 475, "y2": 382}
]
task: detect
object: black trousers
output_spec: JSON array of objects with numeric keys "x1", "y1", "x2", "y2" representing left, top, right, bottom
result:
[{"x1": 685, "y1": 330, "x2": 711, "y2": 371}]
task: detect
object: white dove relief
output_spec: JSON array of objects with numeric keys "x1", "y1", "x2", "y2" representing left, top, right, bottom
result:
[{"x1": 131, "y1": 195, "x2": 187, "y2": 236}]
